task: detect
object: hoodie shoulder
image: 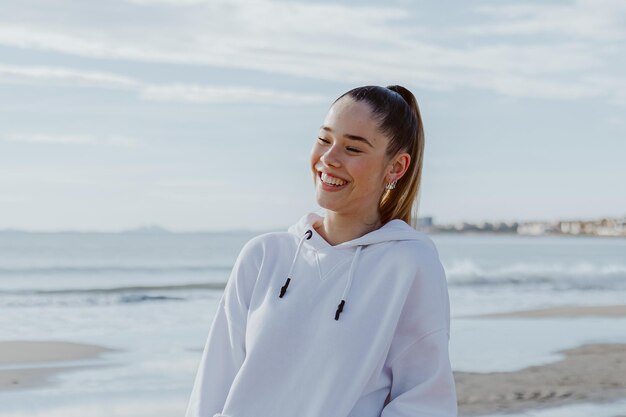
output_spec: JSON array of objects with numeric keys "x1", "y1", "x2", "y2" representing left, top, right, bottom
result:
[
  {"x1": 394, "y1": 228, "x2": 439, "y2": 252},
  {"x1": 241, "y1": 230, "x2": 296, "y2": 254},
  {"x1": 414, "y1": 232, "x2": 439, "y2": 253},
  {"x1": 389, "y1": 233, "x2": 440, "y2": 267}
]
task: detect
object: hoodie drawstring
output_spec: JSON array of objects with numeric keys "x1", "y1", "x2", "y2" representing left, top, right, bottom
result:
[
  {"x1": 334, "y1": 245, "x2": 362, "y2": 320},
  {"x1": 279, "y1": 229, "x2": 312, "y2": 298},
  {"x1": 279, "y1": 229, "x2": 363, "y2": 321}
]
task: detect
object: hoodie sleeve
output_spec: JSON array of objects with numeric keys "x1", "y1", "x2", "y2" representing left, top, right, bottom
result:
[
  {"x1": 381, "y1": 244, "x2": 458, "y2": 417},
  {"x1": 185, "y1": 237, "x2": 262, "y2": 417}
]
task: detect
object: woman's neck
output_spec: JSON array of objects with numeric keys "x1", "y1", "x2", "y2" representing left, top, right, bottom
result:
[{"x1": 314, "y1": 211, "x2": 382, "y2": 246}]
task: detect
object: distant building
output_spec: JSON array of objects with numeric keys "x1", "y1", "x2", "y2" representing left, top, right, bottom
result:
[
  {"x1": 427, "y1": 215, "x2": 626, "y2": 237},
  {"x1": 560, "y1": 221, "x2": 582, "y2": 235},
  {"x1": 416, "y1": 216, "x2": 433, "y2": 230},
  {"x1": 517, "y1": 222, "x2": 560, "y2": 235}
]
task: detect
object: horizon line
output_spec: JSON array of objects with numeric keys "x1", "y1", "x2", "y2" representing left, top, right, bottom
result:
[{"x1": 2, "y1": 213, "x2": 625, "y2": 234}]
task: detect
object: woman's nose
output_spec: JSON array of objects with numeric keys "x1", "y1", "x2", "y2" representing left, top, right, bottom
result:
[{"x1": 321, "y1": 146, "x2": 341, "y2": 167}]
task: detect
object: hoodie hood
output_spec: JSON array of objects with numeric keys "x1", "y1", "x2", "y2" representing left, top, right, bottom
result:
[
  {"x1": 280, "y1": 212, "x2": 435, "y2": 320},
  {"x1": 288, "y1": 212, "x2": 435, "y2": 249}
]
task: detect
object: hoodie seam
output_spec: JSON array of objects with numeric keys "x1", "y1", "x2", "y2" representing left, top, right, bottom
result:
[
  {"x1": 220, "y1": 298, "x2": 247, "y2": 344},
  {"x1": 321, "y1": 257, "x2": 353, "y2": 280},
  {"x1": 387, "y1": 327, "x2": 448, "y2": 368},
  {"x1": 314, "y1": 251, "x2": 323, "y2": 281},
  {"x1": 301, "y1": 244, "x2": 353, "y2": 281}
]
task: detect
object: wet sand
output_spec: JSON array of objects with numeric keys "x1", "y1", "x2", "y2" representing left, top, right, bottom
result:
[
  {"x1": 0, "y1": 340, "x2": 117, "y2": 391},
  {"x1": 462, "y1": 304, "x2": 626, "y2": 318},
  {"x1": 456, "y1": 304, "x2": 626, "y2": 415},
  {"x1": 455, "y1": 342, "x2": 626, "y2": 416},
  {"x1": 3, "y1": 306, "x2": 626, "y2": 416}
]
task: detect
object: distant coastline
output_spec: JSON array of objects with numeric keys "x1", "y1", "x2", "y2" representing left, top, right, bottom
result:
[
  {"x1": 0, "y1": 226, "x2": 261, "y2": 235},
  {"x1": 418, "y1": 215, "x2": 626, "y2": 237},
  {"x1": 2, "y1": 215, "x2": 625, "y2": 237}
]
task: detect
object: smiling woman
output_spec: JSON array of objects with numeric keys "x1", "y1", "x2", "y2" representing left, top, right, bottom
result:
[
  {"x1": 184, "y1": 85, "x2": 457, "y2": 417},
  {"x1": 310, "y1": 87, "x2": 424, "y2": 244}
]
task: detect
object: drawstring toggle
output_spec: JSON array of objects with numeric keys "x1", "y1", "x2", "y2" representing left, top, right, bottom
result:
[
  {"x1": 279, "y1": 278, "x2": 291, "y2": 298},
  {"x1": 335, "y1": 299, "x2": 345, "y2": 320}
]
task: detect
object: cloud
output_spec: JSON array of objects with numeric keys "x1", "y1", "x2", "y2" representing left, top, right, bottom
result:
[
  {"x1": 0, "y1": 0, "x2": 624, "y2": 102},
  {"x1": 0, "y1": 64, "x2": 138, "y2": 89},
  {"x1": 0, "y1": 64, "x2": 326, "y2": 104},
  {"x1": 126, "y1": 0, "x2": 210, "y2": 4},
  {"x1": 139, "y1": 83, "x2": 326, "y2": 104},
  {"x1": 5, "y1": 133, "x2": 96, "y2": 145},
  {"x1": 0, "y1": 194, "x2": 24, "y2": 203},
  {"x1": 155, "y1": 179, "x2": 226, "y2": 188},
  {"x1": 147, "y1": 190, "x2": 290, "y2": 204},
  {"x1": 469, "y1": 0, "x2": 626, "y2": 41},
  {"x1": 3, "y1": 133, "x2": 140, "y2": 147}
]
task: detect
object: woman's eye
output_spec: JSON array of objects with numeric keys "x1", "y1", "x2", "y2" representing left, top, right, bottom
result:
[{"x1": 317, "y1": 137, "x2": 361, "y2": 153}]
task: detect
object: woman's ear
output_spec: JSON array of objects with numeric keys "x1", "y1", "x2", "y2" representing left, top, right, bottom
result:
[{"x1": 387, "y1": 152, "x2": 411, "y2": 182}]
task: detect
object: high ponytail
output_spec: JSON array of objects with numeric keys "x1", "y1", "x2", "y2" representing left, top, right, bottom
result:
[
  {"x1": 332, "y1": 85, "x2": 424, "y2": 228},
  {"x1": 381, "y1": 85, "x2": 424, "y2": 228}
]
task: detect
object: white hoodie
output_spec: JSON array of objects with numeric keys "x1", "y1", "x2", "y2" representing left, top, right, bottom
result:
[{"x1": 185, "y1": 212, "x2": 457, "y2": 417}]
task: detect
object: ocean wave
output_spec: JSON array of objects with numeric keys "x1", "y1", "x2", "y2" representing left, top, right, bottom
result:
[
  {"x1": 119, "y1": 294, "x2": 186, "y2": 303},
  {"x1": 0, "y1": 282, "x2": 225, "y2": 296},
  {"x1": 0, "y1": 265, "x2": 231, "y2": 275},
  {"x1": 445, "y1": 260, "x2": 626, "y2": 290},
  {"x1": 0, "y1": 283, "x2": 224, "y2": 307},
  {"x1": 1, "y1": 292, "x2": 189, "y2": 307}
]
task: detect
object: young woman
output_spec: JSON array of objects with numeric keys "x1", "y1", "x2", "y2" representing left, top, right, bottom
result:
[{"x1": 185, "y1": 85, "x2": 457, "y2": 417}]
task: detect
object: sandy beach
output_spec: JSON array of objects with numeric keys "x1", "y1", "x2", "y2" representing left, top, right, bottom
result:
[
  {"x1": 461, "y1": 304, "x2": 626, "y2": 318},
  {"x1": 0, "y1": 340, "x2": 117, "y2": 391},
  {"x1": 456, "y1": 342, "x2": 626, "y2": 416},
  {"x1": 2, "y1": 306, "x2": 626, "y2": 416},
  {"x1": 454, "y1": 304, "x2": 626, "y2": 416}
]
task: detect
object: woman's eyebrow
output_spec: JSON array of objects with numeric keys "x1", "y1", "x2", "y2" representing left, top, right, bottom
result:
[{"x1": 320, "y1": 126, "x2": 374, "y2": 148}]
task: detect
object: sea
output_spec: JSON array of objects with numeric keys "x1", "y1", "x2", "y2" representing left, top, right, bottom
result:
[{"x1": 1, "y1": 231, "x2": 625, "y2": 416}]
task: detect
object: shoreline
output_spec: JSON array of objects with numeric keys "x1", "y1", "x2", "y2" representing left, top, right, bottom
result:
[
  {"x1": 3, "y1": 306, "x2": 626, "y2": 417},
  {"x1": 455, "y1": 342, "x2": 626, "y2": 416},
  {"x1": 0, "y1": 340, "x2": 118, "y2": 391},
  {"x1": 460, "y1": 304, "x2": 626, "y2": 318},
  {"x1": 455, "y1": 303, "x2": 626, "y2": 415}
]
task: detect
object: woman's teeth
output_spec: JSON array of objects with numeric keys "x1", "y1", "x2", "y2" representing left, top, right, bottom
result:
[{"x1": 321, "y1": 172, "x2": 347, "y2": 186}]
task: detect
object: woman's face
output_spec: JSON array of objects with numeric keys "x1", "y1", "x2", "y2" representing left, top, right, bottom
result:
[{"x1": 310, "y1": 95, "x2": 396, "y2": 220}]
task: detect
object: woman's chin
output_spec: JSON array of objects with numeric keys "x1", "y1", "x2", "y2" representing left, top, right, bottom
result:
[{"x1": 315, "y1": 195, "x2": 341, "y2": 211}]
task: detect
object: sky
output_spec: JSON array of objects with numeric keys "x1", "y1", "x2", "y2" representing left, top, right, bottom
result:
[{"x1": 1, "y1": 0, "x2": 625, "y2": 232}]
